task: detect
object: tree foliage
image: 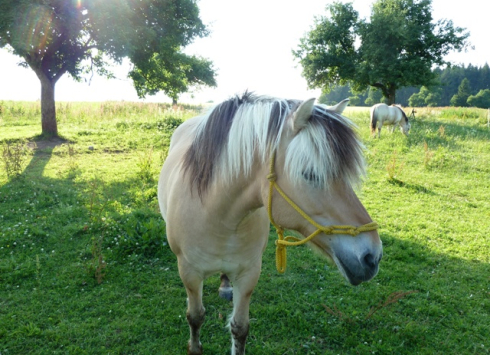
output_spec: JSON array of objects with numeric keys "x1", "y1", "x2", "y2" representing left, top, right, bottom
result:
[
  {"x1": 450, "y1": 78, "x2": 471, "y2": 107},
  {"x1": 293, "y1": 0, "x2": 470, "y2": 104},
  {"x1": 0, "y1": 0, "x2": 216, "y2": 136},
  {"x1": 408, "y1": 86, "x2": 441, "y2": 107},
  {"x1": 467, "y1": 89, "x2": 490, "y2": 108}
]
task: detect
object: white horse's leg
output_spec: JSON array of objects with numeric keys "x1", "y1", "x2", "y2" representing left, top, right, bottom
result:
[
  {"x1": 377, "y1": 122, "x2": 383, "y2": 138},
  {"x1": 179, "y1": 262, "x2": 205, "y2": 355},
  {"x1": 228, "y1": 267, "x2": 261, "y2": 355}
]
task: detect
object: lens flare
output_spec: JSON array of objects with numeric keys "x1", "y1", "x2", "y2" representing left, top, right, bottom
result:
[{"x1": 12, "y1": 5, "x2": 53, "y2": 54}]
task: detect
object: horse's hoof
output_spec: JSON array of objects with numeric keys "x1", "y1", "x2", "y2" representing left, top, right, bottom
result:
[
  {"x1": 218, "y1": 286, "x2": 233, "y2": 301},
  {"x1": 187, "y1": 342, "x2": 203, "y2": 355}
]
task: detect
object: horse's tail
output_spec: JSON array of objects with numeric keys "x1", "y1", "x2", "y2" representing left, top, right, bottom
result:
[{"x1": 370, "y1": 107, "x2": 378, "y2": 134}]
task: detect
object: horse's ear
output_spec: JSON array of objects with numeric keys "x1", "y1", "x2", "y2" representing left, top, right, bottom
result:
[
  {"x1": 328, "y1": 98, "x2": 349, "y2": 114},
  {"x1": 292, "y1": 98, "x2": 316, "y2": 133}
]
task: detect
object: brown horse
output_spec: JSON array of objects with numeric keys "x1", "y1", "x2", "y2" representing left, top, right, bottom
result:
[{"x1": 158, "y1": 93, "x2": 382, "y2": 355}]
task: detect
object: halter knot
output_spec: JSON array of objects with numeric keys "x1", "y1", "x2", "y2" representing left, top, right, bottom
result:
[
  {"x1": 348, "y1": 228, "x2": 357, "y2": 235},
  {"x1": 267, "y1": 173, "x2": 277, "y2": 182},
  {"x1": 321, "y1": 226, "x2": 335, "y2": 234}
]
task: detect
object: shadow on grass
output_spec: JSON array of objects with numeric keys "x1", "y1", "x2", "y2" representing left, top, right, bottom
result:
[{"x1": 387, "y1": 177, "x2": 436, "y2": 194}]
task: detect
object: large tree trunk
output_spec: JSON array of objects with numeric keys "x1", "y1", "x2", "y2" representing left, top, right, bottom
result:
[
  {"x1": 40, "y1": 77, "x2": 58, "y2": 137},
  {"x1": 386, "y1": 94, "x2": 395, "y2": 105},
  {"x1": 373, "y1": 83, "x2": 396, "y2": 105},
  {"x1": 386, "y1": 86, "x2": 396, "y2": 105}
]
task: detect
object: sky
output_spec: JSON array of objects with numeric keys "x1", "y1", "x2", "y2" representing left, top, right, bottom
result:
[{"x1": 0, "y1": 0, "x2": 488, "y2": 104}]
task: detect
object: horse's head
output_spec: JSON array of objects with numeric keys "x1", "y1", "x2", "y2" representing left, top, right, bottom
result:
[
  {"x1": 264, "y1": 98, "x2": 382, "y2": 285},
  {"x1": 402, "y1": 119, "x2": 411, "y2": 135},
  {"x1": 394, "y1": 104, "x2": 411, "y2": 136}
]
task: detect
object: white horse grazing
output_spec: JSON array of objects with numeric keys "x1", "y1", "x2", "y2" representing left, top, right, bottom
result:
[
  {"x1": 370, "y1": 103, "x2": 411, "y2": 138},
  {"x1": 158, "y1": 93, "x2": 382, "y2": 355}
]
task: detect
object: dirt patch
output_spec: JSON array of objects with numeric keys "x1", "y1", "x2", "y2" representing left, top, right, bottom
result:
[{"x1": 27, "y1": 137, "x2": 69, "y2": 151}]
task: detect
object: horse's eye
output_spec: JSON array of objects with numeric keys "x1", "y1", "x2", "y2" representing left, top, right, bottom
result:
[{"x1": 302, "y1": 170, "x2": 320, "y2": 184}]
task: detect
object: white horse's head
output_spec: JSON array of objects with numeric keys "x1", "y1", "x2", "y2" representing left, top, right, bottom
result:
[
  {"x1": 394, "y1": 104, "x2": 411, "y2": 135},
  {"x1": 402, "y1": 120, "x2": 411, "y2": 135}
]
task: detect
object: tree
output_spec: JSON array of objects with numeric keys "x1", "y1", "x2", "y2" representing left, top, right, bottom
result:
[
  {"x1": 478, "y1": 63, "x2": 490, "y2": 91},
  {"x1": 0, "y1": 0, "x2": 216, "y2": 136},
  {"x1": 439, "y1": 65, "x2": 465, "y2": 105},
  {"x1": 129, "y1": 51, "x2": 216, "y2": 105},
  {"x1": 364, "y1": 87, "x2": 384, "y2": 106},
  {"x1": 425, "y1": 87, "x2": 442, "y2": 107},
  {"x1": 467, "y1": 89, "x2": 490, "y2": 108},
  {"x1": 409, "y1": 86, "x2": 442, "y2": 107},
  {"x1": 450, "y1": 78, "x2": 471, "y2": 107},
  {"x1": 409, "y1": 86, "x2": 429, "y2": 107},
  {"x1": 293, "y1": 0, "x2": 470, "y2": 105},
  {"x1": 318, "y1": 84, "x2": 352, "y2": 105}
]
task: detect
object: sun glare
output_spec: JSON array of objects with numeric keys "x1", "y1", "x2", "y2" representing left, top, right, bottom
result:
[{"x1": 12, "y1": 5, "x2": 53, "y2": 53}]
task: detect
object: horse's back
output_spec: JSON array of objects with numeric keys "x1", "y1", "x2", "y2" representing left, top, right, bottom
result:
[
  {"x1": 371, "y1": 103, "x2": 389, "y2": 117},
  {"x1": 372, "y1": 103, "x2": 400, "y2": 123}
]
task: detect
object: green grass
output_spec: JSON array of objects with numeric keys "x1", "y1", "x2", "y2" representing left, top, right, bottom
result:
[{"x1": 1, "y1": 101, "x2": 490, "y2": 354}]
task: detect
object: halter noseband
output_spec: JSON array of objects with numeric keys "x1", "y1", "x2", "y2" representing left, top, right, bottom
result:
[{"x1": 267, "y1": 151, "x2": 378, "y2": 273}]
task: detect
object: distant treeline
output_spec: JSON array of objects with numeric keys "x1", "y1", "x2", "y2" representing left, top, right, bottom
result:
[{"x1": 320, "y1": 63, "x2": 490, "y2": 108}]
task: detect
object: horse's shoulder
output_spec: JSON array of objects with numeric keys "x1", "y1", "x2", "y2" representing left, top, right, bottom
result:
[{"x1": 168, "y1": 115, "x2": 203, "y2": 151}]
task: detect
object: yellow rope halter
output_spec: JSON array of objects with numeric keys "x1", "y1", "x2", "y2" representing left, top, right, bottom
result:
[{"x1": 267, "y1": 151, "x2": 378, "y2": 273}]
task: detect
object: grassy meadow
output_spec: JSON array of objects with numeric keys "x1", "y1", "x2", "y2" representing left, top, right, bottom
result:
[{"x1": 0, "y1": 100, "x2": 489, "y2": 354}]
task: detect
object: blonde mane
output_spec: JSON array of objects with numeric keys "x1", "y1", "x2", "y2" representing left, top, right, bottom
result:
[{"x1": 183, "y1": 93, "x2": 365, "y2": 197}]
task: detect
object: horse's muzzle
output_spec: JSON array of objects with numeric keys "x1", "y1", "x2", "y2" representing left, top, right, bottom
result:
[{"x1": 337, "y1": 251, "x2": 382, "y2": 286}]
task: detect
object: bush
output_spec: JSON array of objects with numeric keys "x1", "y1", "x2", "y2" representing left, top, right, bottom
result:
[
  {"x1": 1, "y1": 140, "x2": 31, "y2": 179},
  {"x1": 156, "y1": 116, "x2": 183, "y2": 131},
  {"x1": 106, "y1": 210, "x2": 167, "y2": 259}
]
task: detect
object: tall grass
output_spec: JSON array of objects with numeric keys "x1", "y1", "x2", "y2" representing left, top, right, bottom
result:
[{"x1": 1, "y1": 102, "x2": 489, "y2": 354}]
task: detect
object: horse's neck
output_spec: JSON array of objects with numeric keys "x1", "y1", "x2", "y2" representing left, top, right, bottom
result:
[{"x1": 204, "y1": 162, "x2": 267, "y2": 227}]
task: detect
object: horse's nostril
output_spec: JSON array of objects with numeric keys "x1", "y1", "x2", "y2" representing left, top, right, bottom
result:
[{"x1": 363, "y1": 253, "x2": 376, "y2": 269}]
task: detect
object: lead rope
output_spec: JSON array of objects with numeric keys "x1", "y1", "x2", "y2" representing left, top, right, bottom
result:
[{"x1": 266, "y1": 151, "x2": 378, "y2": 273}]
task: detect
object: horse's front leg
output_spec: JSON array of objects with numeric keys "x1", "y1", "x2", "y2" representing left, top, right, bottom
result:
[
  {"x1": 179, "y1": 262, "x2": 205, "y2": 355},
  {"x1": 228, "y1": 266, "x2": 261, "y2": 355}
]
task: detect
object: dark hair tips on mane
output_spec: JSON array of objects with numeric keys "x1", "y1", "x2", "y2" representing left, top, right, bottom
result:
[{"x1": 183, "y1": 92, "x2": 256, "y2": 198}]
